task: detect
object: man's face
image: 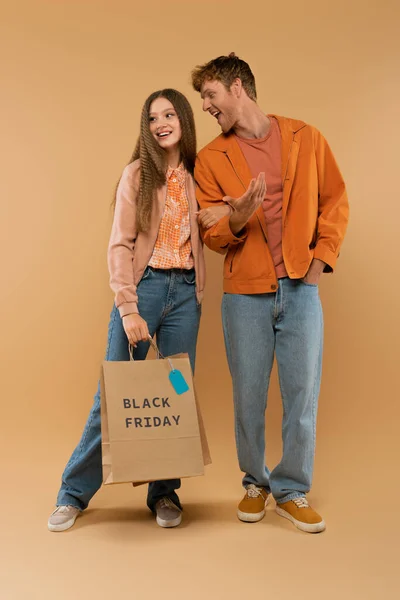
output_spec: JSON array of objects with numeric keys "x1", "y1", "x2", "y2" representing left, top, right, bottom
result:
[{"x1": 200, "y1": 79, "x2": 240, "y2": 133}]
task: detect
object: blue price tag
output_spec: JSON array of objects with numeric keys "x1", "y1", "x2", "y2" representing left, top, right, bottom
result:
[{"x1": 169, "y1": 369, "x2": 189, "y2": 395}]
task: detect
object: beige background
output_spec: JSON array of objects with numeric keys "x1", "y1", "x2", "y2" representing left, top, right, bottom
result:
[{"x1": 1, "y1": 0, "x2": 399, "y2": 598}]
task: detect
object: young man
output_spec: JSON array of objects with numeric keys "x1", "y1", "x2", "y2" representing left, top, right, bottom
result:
[{"x1": 192, "y1": 54, "x2": 349, "y2": 533}]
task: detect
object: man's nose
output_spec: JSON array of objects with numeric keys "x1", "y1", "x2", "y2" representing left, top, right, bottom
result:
[{"x1": 202, "y1": 98, "x2": 210, "y2": 112}]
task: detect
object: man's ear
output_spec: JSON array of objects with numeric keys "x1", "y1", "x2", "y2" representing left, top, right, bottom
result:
[{"x1": 231, "y1": 77, "x2": 243, "y2": 98}]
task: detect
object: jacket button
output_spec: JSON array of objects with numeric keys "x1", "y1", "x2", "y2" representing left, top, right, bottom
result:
[{"x1": 271, "y1": 284, "x2": 277, "y2": 290}]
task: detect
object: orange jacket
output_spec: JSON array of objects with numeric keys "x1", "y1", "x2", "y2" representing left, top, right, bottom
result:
[{"x1": 194, "y1": 115, "x2": 349, "y2": 294}]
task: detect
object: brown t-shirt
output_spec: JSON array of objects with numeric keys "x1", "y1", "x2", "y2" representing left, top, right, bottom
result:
[{"x1": 235, "y1": 117, "x2": 287, "y2": 279}]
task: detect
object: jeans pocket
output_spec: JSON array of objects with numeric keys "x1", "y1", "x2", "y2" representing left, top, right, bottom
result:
[
  {"x1": 141, "y1": 266, "x2": 153, "y2": 281},
  {"x1": 301, "y1": 279, "x2": 318, "y2": 288},
  {"x1": 182, "y1": 270, "x2": 196, "y2": 285}
]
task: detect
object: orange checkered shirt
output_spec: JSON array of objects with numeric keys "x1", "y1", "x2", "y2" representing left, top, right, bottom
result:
[{"x1": 148, "y1": 163, "x2": 194, "y2": 270}]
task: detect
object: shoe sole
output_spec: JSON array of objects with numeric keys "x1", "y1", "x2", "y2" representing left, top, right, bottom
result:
[
  {"x1": 275, "y1": 506, "x2": 326, "y2": 533},
  {"x1": 48, "y1": 512, "x2": 80, "y2": 532},
  {"x1": 237, "y1": 496, "x2": 269, "y2": 523},
  {"x1": 156, "y1": 514, "x2": 182, "y2": 528}
]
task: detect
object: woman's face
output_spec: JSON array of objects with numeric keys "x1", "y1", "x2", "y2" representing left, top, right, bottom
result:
[{"x1": 149, "y1": 97, "x2": 182, "y2": 152}]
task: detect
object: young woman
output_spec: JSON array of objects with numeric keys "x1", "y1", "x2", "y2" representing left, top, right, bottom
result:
[{"x1": 48, "y1": 89, "x2": 229, "y2": 532}]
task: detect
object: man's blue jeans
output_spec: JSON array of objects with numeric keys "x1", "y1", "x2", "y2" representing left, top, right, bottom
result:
[{"x1": 222, "y1": 277, "x2": 323, "y2": 503}]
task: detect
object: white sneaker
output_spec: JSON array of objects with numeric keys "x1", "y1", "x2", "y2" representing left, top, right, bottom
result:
[
  {"x1": 48, "y1": 505, "x2": 80, "y2": 532},
  {"x1": 155, "y1": 498, "x2": 182, "y2": 528}
]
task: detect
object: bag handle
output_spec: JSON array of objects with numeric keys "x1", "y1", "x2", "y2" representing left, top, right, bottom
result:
[{"x1": 129, "y1": 335, "x2": 174, "y2": 372}]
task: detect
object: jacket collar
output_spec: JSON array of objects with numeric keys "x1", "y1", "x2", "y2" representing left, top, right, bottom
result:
[{"x1": 205, "y1": 115, "x2": 307, "y2": 152}]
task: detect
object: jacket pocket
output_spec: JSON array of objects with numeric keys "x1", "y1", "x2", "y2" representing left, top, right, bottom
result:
[
  {"x1": 229, "y1": 247, "x2": 239, "y2": 273},
  {"x1": 224, "y1": 245, "x2": 242, "y2": 280}
]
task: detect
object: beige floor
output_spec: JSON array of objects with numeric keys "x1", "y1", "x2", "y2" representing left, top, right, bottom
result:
[
  {"x1": 2, "y1": 0, "x2": 399, "y2": 597},
  {"x1": 3, "y1": 400, "x2": 398, "y2": 600}
]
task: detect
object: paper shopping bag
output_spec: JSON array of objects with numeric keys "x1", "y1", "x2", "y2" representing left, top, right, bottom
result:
[{"x1": 100, "y1": 352, "x2": 210, "y2": 484}]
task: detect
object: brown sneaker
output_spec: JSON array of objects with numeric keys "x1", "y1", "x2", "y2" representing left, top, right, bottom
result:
[
  {"x1": 276, "y1": 497, "x2": 326, "y2": 533},
  {"x1": 237, "y1": 484, "x2": 269, "y2": 522}
]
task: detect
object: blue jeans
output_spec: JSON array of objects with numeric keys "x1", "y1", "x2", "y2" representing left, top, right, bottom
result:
[
  {"x1": 222, "y1": 277, "x2": 323, "y2": 504},
  {"x1": 56, "y1": 266, "x2": 201, "y2": 512}
]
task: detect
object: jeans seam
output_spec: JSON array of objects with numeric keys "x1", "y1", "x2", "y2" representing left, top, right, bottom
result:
[
  {"x1": 77, "y1": 401, "x2": 98, "y2": 455},
  {"x1": 222, "y1": 298, "x2": 242, "y2": 460},
  {"x1": 311, "y1": 302, "x2": 323, "y2": 459},
  {"x1": 76, "y1": 306, "x2": 118, "y2": 455},
  {"x1": 161, "y1": 272, "x2": 174, "y2": 318},
  {"x1": 105, "y1": 305, "x2": 118, "y2": 360}
]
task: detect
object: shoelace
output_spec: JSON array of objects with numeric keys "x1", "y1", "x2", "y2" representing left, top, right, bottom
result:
[
  {"x1": 159, "y1": 497, "x2": 180, "y2": 511},
  {"x1": 52, "y1": 505, "x2": 75, "y2": 515},
  {"x1": 292, "y1": 497, "x2": 309, "y2": 509},
  {"x1": 246, "y1": 485, "x2": 263, "y2": 499}
]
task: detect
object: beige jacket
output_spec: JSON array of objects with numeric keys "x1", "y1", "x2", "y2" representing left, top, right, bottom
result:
[{"x1": 108, "y1": 160, "x2": 206, "y2": 317}]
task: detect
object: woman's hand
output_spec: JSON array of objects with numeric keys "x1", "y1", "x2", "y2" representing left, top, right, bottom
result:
[
  {"x1": 122, "y1": 313, "x2": 149, "y2": 347},
  {"x1": 196, "y1": 203, "x2": 232, "y2": 229}
]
